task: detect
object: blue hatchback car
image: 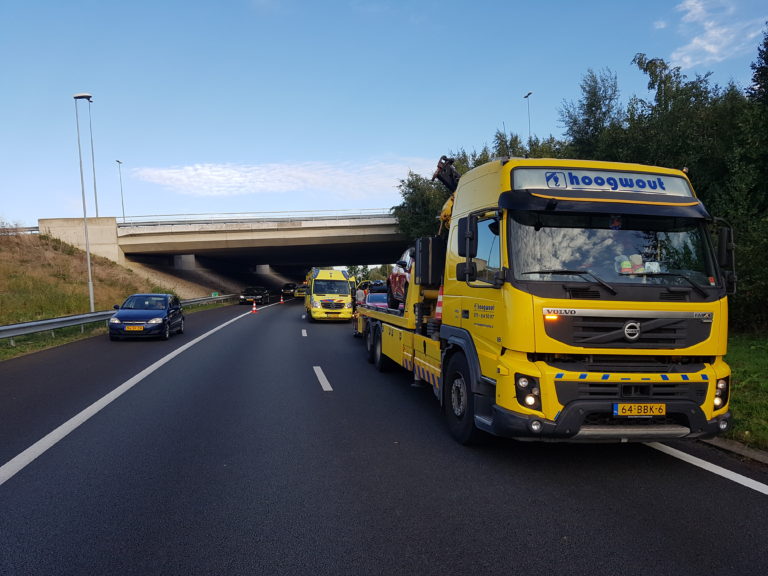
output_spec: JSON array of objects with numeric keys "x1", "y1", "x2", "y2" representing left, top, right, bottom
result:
[{"x1": 108, "y1": 293, "x2": 184, "y2": 341}]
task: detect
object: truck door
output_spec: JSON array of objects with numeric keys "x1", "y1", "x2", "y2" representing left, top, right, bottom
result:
[{"x1": 459, "y1": 213, "x2": 505, "y2": 379}]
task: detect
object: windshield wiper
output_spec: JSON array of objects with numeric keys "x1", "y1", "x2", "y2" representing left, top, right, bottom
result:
[
  {"x1": 642, "y1": 272, "x2": 707, "y2": 297},
  {"x1": 521, "y1": 269, "x2": 617, "y2": 295}
]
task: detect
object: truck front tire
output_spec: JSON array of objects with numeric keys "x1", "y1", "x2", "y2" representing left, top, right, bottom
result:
[{"x1": 444, "y1": 353, "x2": 482, "y2": 445}]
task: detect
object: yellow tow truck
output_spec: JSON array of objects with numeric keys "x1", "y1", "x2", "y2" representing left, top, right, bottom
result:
[{"x1": 355, "y1": 156, "x2": 736, "y2": 443}]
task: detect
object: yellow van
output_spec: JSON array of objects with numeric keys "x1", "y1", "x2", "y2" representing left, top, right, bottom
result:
[{"x1": 305, "y1": 268, "x2": 354, "y2": 321}]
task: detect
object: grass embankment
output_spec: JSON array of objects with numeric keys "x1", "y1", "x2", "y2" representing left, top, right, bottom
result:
[
  {"x1": 724, "y1": 333, "x2": 768, "y2": 450},
  {"x1": 0, "y1": 229, "x2": 168, "y2": 361},
  {"x1": 0, "y1": 230, "x2": 165, "y2": 323}
]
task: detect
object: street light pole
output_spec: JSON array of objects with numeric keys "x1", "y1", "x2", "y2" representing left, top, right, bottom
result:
[
  {"x1": 116, "y1": 160, "x2": 126, "y2": 223},
  {"x1": 86, "y1": 97, "x2": 99, "y2": 217},
  {"x1": 73, "y1": 93, "x2": 95, "y2": 313},
  {"x1": 524, "y1": 91, "x2": 533, "y2": 144}
]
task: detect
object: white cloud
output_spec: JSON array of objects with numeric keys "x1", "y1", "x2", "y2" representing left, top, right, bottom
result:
[
  {"x1": 654, "y1": 20, "x2": 668, "y2": 30},
  {"x1": 133, "y1": 158, "x2": 436, "y2": 201},
  {"x1": 670, "y1": 0, "x2": 766, "y2": 68}
]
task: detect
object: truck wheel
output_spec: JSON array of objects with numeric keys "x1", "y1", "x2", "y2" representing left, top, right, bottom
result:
[
  {"x1": 365, "y1": 323, "x2": 375, "y2": 363},
  {"x1": 373, "y1": 327, "x2": 392, "y2": 372},
  {"x1": 444, "y1": 353, "x2": 482, "y2": 445}
]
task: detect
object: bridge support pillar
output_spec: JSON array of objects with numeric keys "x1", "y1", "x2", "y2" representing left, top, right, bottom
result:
[{"x1": 174, "y1": 254, "x2": 197, "y2": 270}]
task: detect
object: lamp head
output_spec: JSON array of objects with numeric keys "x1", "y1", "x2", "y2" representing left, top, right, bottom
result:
[
  {"x1": 524, "y1": 91, "x2": 533, "y2": 99},
  {"x1": 73, "y1": 93, "x2": 93, "y2": 102}
]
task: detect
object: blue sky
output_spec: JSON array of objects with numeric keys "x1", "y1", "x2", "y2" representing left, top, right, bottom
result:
[{"x1": 1, "y1": 0, "x2": 766, "y2": 227}]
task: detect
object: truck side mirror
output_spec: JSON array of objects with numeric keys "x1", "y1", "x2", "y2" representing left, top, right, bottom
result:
[
  {"x1": 715, "y1": 223, "x2": 736, "y2": 294},
  {"x1": 456, "y1": 262, "x2": 477, "y2": 282},
  {"x1": 457, "y1": 216, "x2": 478, "y2": 258},
  {"x1": 717, "y1": 226, "x2": 734, "y2": 268}
]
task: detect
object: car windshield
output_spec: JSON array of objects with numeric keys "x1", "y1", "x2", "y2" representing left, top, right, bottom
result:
[
  {"x1": 508, "y1": 212, "x2": 718, "y2": 288},
  {"x1": 313, "y1": 280, "x2": 350, "y2": 295},
  {"x1": 123, "y1": 295, "x2": 167, "y2": 310},
  {"x1": 243, "y1": 287, "x2": 265, "y2": 295}
]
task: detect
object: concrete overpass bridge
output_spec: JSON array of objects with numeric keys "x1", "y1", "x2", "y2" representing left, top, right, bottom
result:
[{"x1": 39, "y1": 210, "x2": 410, "y2": 286}]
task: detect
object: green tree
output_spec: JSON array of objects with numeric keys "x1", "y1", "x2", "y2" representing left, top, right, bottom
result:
[
  {"x1": 559, "y1": 68, "x2": 624, "y2": 159},
  {"x1": 346, "y1": 264, "x2": 370, "y2": 281},
  {"x1": 747, "y1": 22, "x2": 768, "y2": 105},
  {"x1": 391, "y1": 171, "x2": 452, "y2": 241}
]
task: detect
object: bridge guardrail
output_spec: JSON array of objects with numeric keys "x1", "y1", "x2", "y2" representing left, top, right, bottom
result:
[{"x1": 0, "y1": 294, "x2": 236, "y2": 342}]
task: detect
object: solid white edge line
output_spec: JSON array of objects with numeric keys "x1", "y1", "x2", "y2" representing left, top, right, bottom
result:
[
  {"x1": 313, "y1": 366, "x2": 333, "y2": 392},
  {"x1": 0, "y1": 311, "x2": 253, "y2": 487},
  {"x1": 647, "y1": 442, "x2": 768, "y2": 496}
]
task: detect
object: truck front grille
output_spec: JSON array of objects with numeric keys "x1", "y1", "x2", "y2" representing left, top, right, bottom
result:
[
  {"x1": 555, "y1": 380, "x2": 708, "y2": 405},
  {"x1": 545, "y1": 315, "x2": 711, "y2": 349}
]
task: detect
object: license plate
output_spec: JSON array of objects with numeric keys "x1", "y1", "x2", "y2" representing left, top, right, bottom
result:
[
  {"x1": 613, "y1": 403, "x2": 666, "y2": 417},
  {"x1": 125, "y1": 326, "x2": 144, "y2": 331}
]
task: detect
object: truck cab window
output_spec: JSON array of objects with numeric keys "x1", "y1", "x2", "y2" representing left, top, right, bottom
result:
[{"x1": 475, "y1": 217, "x2": 501, "y2": 284}]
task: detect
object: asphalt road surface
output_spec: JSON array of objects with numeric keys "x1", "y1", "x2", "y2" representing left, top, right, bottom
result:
[{"x1": 1, "y1": 300, "x2": 767, "y2": 575}]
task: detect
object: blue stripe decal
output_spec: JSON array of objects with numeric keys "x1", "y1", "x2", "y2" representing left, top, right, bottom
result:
[
  {"x1": 579, "y1": 374, "x2": 588, "y2": 380},
  {"x1": 556, "y1": 373, "x2": 564, "y2": 379},
  {"x1": 701, "y1": 374, "x2": 709, "y2": 380},
  {"x1": 641, "y1": 378, "x2": 650, "y2": 381},
  {"x1": 601, "y1": 374, "x2": 610, "y2": 380},
  {"x1": 682, "y1": 374, "x2": 690, "y2": 381},
  {"x1": 661, "y1": 374, "x2": 670, "y2": 381}
]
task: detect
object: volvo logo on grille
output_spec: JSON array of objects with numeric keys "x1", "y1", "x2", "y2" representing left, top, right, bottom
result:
[{"x1": 623, "y1": 321, "x2": 641, "y2": 342}]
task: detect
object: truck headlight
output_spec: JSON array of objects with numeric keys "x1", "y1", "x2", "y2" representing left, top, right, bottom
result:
[
  {"x1": 713, "y1": 377, "x2": 730, "y2": 411},
  {"x1": 515, "y1": 373, "x2": 541, "y2": 411}
]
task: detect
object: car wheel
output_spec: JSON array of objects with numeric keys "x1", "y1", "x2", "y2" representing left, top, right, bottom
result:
[
  {"x1": 162, "y1": 322, "x2": 171, "y2": 340},
  {"x1": 176, "y1": 317, "x2": 185, "y2": 334},
  {"x1": 443, "y1": 353, "x2": 483, "y2": 445}
]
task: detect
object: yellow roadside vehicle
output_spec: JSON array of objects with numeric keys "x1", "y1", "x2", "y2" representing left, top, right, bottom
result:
[
  {"x1": 356, "y1": 156, "x2": 736, "y2": 444},
  {"x1": 305, "y1": 268, "x2": 354, "y2": 321}
]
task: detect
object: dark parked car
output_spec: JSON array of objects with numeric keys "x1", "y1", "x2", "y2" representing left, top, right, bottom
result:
[
  {"x1": 281, "y1": 283, "x2": 297, "y2": 298},
  {"x1": 239, "y1": 286, "x2": 270, "y2": 305},
  {"x1": 108, "y1": 293, "x2": 184, "y2": 341}
]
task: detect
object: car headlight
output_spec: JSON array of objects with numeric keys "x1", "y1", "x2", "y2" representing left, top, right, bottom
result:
[
  {"x1": 147, "y1": 317, "x2": 163, "y2": 324},
  {"x1": 345, "y1": 302, "x2": 353, "y2": 308},
  {"x1": 311, "y1": 300, "x2": 320, "y2": 308},
  {"x1": 109, "y1": 317, "x2": 121, "y2": 324}
]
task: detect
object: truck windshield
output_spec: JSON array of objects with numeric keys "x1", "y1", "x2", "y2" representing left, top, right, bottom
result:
[
  {"x1": 312, "y1": 280, "x2": 350, "y2": 295},
  {"x1": 508, "y1": 211, "x2": 718, "y2": 288}
]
